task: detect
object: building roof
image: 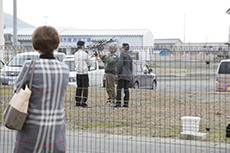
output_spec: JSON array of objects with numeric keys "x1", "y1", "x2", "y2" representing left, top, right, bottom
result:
[
  {"x1": 4, "y1": 28, "x2": 151, "y2": 37},
  {"x1": 59, "y1": 28, "x2": 150, "y2": 36},
  {"x1": 154, "y1": 39, "x2": 183, "y2": 44},
  {"x1": 182, "y1": 42, "x2": 226, "y2": 47}
]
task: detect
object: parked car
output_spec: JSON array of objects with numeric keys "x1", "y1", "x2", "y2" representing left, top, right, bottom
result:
[
  {"x1": 0, "y1": 51, "x2": 66, "y2": 85},
  {"x1": 0, "y1": 59, "x2": 5, "y2": 85},
  {"x1": 64, "y1": 57, "x2": 105, "y2": 87},
  {"x1": 132, "y1": 60, "x2": 157, "y2": 89},
  {"x1": 216, "y1": 59, "x2": 230, "y2": 92},
  {"x1": 103, "y1": 60, "x2": 157, "y2": 90},
  {"x1": 0, "y1": 59, "x2": 4, "y2": 70}
]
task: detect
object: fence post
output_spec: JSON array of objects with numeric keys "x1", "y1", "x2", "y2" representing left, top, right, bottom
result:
[{"x1": 0, "y1": 0, "x2": 4, "y2": 60}]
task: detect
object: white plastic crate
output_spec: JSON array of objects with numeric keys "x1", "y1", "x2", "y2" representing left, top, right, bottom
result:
[{"x1": 181, "y1": 116, "x2": 201, "y2": 132}]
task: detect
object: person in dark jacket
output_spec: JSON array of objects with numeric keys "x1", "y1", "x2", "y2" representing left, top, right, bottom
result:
[{"x1": 113, "y1": 43, "x2": 133, "y2": 107}]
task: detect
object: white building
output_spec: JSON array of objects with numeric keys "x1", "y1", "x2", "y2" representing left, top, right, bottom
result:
[
  {"x1": 4, "y1": 28, "x2": 154, "y2": 49},
  {"x1": 154, "y1": 39, "x2": 183, "y2": 49},
  {"x1": 154, "y1": 39, "x2": 228, "y2": 56},
  {"x1": 4, "y1": 28, "x2": 154, "y2": 61}
]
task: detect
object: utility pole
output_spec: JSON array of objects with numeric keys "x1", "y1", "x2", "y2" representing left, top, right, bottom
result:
[
  {"x1": 184, "y1": 14, "x2": 186, "y2": 43},
  {"x1": 0, "y1": 0, "x2": 4, "y2": 60},
  {"x1": 226, "y1": 8, "x2": 230, "y2": 58},
  {"x1": 43, "y1": 16, "x2": 49, "y2": 25},
  {"x1": 228, "y1": 26, "x2": 230, "y2": 58},
  {"x1": 13, "y1": 0, "x2": 17, "y2": 48}
]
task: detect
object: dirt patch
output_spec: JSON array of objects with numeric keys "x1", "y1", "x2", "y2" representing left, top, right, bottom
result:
[
  {"x1": 1, "y1": 86, "x2": 230, "y2": 143},
  {"x1": 64, "y1": 86, "x2": 230, "y2": 143}
]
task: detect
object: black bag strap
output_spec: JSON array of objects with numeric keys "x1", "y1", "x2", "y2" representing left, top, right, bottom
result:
[
  {"x1": 16, "y1": 60, "x2": 36, "y2": 93},
  {"x1": 29, "y1": 60, "x2": 36, "y2": 89}
]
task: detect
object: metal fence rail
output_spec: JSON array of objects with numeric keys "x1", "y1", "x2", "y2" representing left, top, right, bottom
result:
[{"x1": 1, "y1": 46, "x2": 230, "y2": 152}]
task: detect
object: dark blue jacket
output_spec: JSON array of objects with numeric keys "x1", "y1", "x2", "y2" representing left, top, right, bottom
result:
[{"x1": 117, "y1": 51, "x2": 133, "y2": 81}]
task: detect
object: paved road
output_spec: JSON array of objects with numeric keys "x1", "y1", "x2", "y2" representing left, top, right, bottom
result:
[
  {"x1": 158, "y1": 76, "x2": 216, "y2": 92},
  {"x1": 153, "y1": 59, "x2": 217, "y2": 92},
  {"x1": 1, "y1": 127, "x2": 230, "y2": 153}
]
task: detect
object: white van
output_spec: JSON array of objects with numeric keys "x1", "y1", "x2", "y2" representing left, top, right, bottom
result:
[
  {"x1": 0, "y1": 51, "x2": 66, "y2": 85},
  {"x1": 216, "y1": 59, "x2": 230, "y2": 92}
]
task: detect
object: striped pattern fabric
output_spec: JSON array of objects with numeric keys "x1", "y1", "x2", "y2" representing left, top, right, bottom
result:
[{"x1": 13, "y1": 59, "x2": 69, "y2": 153}]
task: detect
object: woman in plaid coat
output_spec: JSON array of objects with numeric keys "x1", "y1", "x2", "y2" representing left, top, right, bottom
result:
[{"x1": 13, "y1": 26, "x2": 69, "y2": 153}]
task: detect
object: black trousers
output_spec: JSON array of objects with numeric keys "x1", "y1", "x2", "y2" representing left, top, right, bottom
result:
[
  {"x1": 116, "y1": 79, "x2": 129, "y2": 105},
  {"x1": 76, "y1": 74, "x2": 89, "y2": 104}
]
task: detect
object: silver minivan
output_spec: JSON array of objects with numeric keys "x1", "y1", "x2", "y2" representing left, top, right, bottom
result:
[
  {"x1": 0, "y1": 51, "x2": 66, "y2": 85},
  {"x1": 132, "y1": 60, "x2": 157, "y2": 89},
  {"x1": 216, "y1": 59, "x2": 230, "y2": 92}
]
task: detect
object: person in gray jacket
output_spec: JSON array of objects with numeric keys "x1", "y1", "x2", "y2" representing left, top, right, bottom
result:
[
  {"x1": 100, "y1": 43, "x2": 119, "y2": 105},
  {"x1": 113, "y1": 43, "x2": 133, "y2": 107}
]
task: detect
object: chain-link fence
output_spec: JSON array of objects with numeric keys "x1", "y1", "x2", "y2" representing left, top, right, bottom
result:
[{"x1": 1, "y1": 46, "x2": 230, "y2": 152}]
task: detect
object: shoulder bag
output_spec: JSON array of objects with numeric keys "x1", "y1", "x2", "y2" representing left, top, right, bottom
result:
[{"x1": 3, "y1": 60, "x2": 35, "y2": 130}]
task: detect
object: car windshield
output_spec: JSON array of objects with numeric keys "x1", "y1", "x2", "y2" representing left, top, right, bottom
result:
[
  {"x1": 64, "y1": 60, "x2": 75, "y2": 71},
  {"x1": 54, "y1": 53, "x2": 66, "y2": 62},
  {"x1": 219, "y1": 62, "x2": 230, "y2": 74},
  {"x1": 133, "y1": 63, "x2": 142, "y2": 72},
  {"x1": 0, "y1": 60, "x2": 4, "y2": 69},
  {"x1": 90, "y1": 61, "x2": 97, "y2": 71},
  {"x1": 143, "y1": 64, "x2": 149, "y2": 72},
  {"x1": 7, "y1": 55, "x2": 39, "y2": 67}
]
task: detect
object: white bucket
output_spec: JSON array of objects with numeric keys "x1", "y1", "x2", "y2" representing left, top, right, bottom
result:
[{"x1": 181, "y1": 116, "x2": 201, "y2": 132}]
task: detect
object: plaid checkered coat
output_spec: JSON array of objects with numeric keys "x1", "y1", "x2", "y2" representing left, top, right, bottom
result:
[{"x1": 13, "y1": 58, "x2": 69, "y2": 153}]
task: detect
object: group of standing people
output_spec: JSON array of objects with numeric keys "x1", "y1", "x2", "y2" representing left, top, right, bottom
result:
[
  {"x1": 74, "y1": 40, "x2": 133, "y2": 108},
  {"x1": 101, "y1": 43, "x2": 133, "y2": 107}
]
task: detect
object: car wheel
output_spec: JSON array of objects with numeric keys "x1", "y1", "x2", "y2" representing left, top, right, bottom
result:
[
  {"x1": 134, "y1": 82, "x2": 139, "y2": 89},
  {"x1": 152, "y1": 80, "x2": 157, "y2": 90}
]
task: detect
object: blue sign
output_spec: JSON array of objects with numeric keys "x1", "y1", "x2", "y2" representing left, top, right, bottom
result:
[
  {"x1": 73, "y1": 38, "x2": 77, "y2": 42},
  {"x1": 60, "y1": 37, "x2": 91, "y2": 43}
]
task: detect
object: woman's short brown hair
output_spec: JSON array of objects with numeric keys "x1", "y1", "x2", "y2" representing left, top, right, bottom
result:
[{"x1": 32, "y1": 26, "x2": 60, "y2": 54}]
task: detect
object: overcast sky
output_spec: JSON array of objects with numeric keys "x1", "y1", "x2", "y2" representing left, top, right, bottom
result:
[{"x1": 3, "y1": 0, "x2": 230, "y2": 43}]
